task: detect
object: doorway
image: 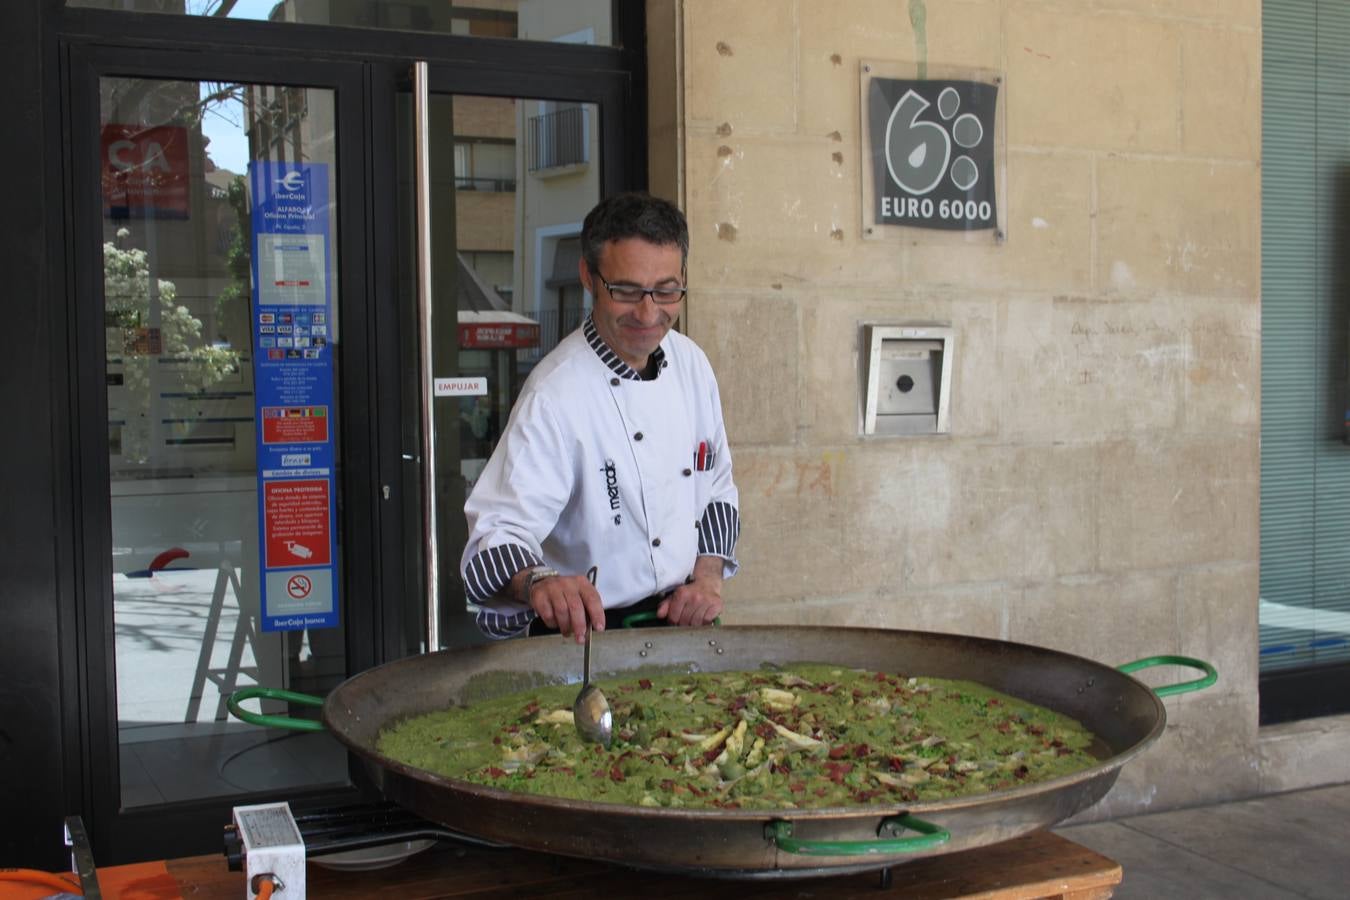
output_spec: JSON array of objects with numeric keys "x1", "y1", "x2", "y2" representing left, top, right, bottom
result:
[{"x1": 57, "y1": 7, "x2": 642, "y2": 863}]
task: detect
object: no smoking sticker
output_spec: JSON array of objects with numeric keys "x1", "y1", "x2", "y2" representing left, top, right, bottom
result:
[
  {"x1": 286, "y1": 574, "x2": 313, "y2": 599},
  {"x1": 264, "y1": 568, "x2": 333, "y2": 627}
]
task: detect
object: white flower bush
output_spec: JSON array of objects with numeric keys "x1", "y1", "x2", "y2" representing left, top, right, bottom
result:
[{"x1": 105, "y1": 227, "x2": 242, "y2": 465}]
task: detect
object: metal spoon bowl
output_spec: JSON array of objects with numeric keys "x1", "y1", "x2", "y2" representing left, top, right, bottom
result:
[{"x1": 572, "y1": 567, "x2": 612, "y2": 749}]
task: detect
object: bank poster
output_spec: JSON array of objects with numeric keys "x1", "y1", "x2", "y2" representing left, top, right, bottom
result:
[
  {"x1": 867, "y1": 78, "x2": 999, "y2": 232},
  {"x1": 248, "y1": 161, "x2": 338, "y2": 632},
  {"x1": 101, "y1": 123, "x2": 191, "y2": 220}
]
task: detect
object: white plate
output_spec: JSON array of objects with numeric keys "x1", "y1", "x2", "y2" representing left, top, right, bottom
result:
[{"x1": 310, "y1": 838, "x2": 437, "y2": 871}]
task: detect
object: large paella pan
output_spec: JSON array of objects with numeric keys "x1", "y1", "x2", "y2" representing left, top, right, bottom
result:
[{"x1": 267, "y1": 626, "x2": 1214, "y2": 878}]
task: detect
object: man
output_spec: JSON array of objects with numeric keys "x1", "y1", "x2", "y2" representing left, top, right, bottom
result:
[{"x1": 460, "y1": 192, "x2": 740, "y2": 642}]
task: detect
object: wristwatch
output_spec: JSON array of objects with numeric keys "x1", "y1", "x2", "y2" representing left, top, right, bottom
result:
[{"x1": 521, "y1": 566, "x2": 560, "y2": 604}]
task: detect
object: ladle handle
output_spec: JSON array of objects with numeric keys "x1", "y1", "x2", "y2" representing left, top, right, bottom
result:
[
  {"x1": 766, "y1": 815, "x2": 950, "y2": 856},
  {"x1": 581, "y1": 565, "x2": 598, "y2": 685},
  {"x1": 582, "y1": 624, "x2": 593, "y2": 686}
]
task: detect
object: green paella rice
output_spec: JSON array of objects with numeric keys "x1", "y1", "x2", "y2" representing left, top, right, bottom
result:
[{"x1": 376, "y1": 664, "x2": 1101, "y2": 810}]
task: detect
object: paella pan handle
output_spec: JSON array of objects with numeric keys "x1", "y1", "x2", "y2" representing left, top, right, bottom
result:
[
  {"x1": 227, "y1": 686, "x2": 327, "y2": 732},
  {"x1": 621, "y1": 611, "x2": 721, "y2": 628},
  {"x1": 1117, "y1": 655, "x2": 1218, "y2": 698},
  {"x1": 622, "y1": 574, "x2": 723, "y2": 628},
  {"x1": 765, "y1": 814, "x2": 949, "y2": 856}
]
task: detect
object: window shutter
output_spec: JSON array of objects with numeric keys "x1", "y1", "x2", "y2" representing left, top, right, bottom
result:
[{"x1": 1261, "y1": 1, "x2": 1350, "y2": 671}]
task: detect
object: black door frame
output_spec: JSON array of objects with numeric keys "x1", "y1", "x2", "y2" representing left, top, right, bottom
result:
[
  {"x1": 65, "y1": 41, "x2": 382, "y2": 865},
  {"x1": 30, "y1": 4, "x2": 646, "y2": 866}
]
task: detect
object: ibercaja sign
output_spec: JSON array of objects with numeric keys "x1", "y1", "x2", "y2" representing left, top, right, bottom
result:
[{"x1": 862, "y1": 65, "x2": 1003, "y2": 237}]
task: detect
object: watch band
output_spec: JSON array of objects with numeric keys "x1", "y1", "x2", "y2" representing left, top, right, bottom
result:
[{"x1": 521, "y1": 566, "x2": 561, "y2": 604}]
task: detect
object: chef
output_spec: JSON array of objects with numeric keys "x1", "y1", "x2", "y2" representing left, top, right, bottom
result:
[{"x1": 460, "y1": 192, "x2": 741, "y2": 643}]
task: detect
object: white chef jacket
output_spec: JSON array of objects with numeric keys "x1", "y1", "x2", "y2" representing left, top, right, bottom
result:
[{"x1": 461, "y1": 316, "x2": 740, "y2": 638}]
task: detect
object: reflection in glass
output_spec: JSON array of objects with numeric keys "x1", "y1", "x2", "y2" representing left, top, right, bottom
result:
[
  {"x1": 102, "y1": 76, "x2": 347, "y2": 808},
  {"x1": 396, "y1": 89, "x2": 600, "y2": 653},
  {"x1": 66, "y1": 0, "x2": 621, "y2": 46}
]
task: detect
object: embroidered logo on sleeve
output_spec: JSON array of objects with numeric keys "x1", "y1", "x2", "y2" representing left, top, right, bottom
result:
[{"x1": 601, "y1": 458, "x2": 622, "y2": 524}]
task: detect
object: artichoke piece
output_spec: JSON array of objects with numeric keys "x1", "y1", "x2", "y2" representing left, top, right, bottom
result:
[
  {"x1": 535, "y1": 709, "x2": 574, "y2": 726},
  {"x1": 500, "y1": 744, "x2": 548, "y2": 766},
  {"x1": 776, "y1": 674, "x2": 815, "y2": 688},
  {"x1": 696, "y1": 723, "x2": 734, "y2": 753},
  {"x1": 771, "y1": 721, "x2": 824, "y2": 750},
  {"x1": 759, "y1": 687, "x2": 798, "y2": 712},
  {"x1": 724, "y1": 720, "x2": 748, "y2": 760},
  {"x1": 872, "y1": 766, "x2": 930, "y2": 787}
]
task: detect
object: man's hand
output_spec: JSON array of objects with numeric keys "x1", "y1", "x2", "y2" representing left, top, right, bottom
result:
[
  {"x1": 658, "y1": 557, "x2": 724, "y2": 626},
  {"x1": 524, "y1": 573, "x2": 605, "y2": 643}
]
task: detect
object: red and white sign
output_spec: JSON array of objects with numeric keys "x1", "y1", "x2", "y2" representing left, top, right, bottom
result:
[
  {"x1": 263, "y1": 479, "x2": 332, "y2": 568},
  {"x1": 458, "y1": 321, "x2": 540, "y2": 349},
  {"x1": 261, "y1": 406, "x2": 329, "y2": 444},
  {"x1": 101, "y1": 123, "x2": 190, "y2": 219}
]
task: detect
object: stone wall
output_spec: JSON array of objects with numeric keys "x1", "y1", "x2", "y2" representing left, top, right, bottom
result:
[{"x1": 648, "y1": 0, "x2": 1265, "y2": 816}]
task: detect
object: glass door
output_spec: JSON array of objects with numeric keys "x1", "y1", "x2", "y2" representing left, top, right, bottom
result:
[
  {"x1": 70, "y1": 44, "x2": 380, "y2": 860},
  {"x1": 395, "y1": 84, "x2": 605, "y2": 653},
  {"x1": 101, "y1": 72, "x2": 349, "y2": 806},
  {"x1": 64, "y1": 8, "x2": 640, "y2": 864}
]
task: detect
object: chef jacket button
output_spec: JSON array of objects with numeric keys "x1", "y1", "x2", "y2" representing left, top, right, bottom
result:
[
  {"x1": 634, "y1": 431, "x2": 644, "y2": 441},
  {"x1": 683, "y1": 468, "x2": 692, "y2": 477},
  {"x1": 652, "y1": 538, "x2": 661, "y2": 547},
  {"x1": 610, "y1": 377, "x2": 620, "y2": 386}
]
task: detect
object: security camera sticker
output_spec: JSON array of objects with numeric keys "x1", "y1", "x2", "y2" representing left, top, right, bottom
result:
[{"x1": 868, "y1": 78, "x2": 999, "y2": 231}]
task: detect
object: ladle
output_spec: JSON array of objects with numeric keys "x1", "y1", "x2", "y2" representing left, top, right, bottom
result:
[{"x1": 572, "y1": 566, "x2": 612, "y2": 749}]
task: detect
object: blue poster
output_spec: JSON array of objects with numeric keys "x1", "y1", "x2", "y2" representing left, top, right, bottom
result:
[{"x1": 248, "y1": 161, "x2": 338, "y2": 632}]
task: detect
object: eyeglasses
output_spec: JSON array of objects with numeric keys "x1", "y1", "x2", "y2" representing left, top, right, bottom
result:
[{"x1": 594, "y1": 269, "x2": 687, "y2": 305}]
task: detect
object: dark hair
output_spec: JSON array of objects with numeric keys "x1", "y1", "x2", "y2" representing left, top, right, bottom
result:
[{"x1": 580, "y1": 192, "x2": 689, "y2": 274}]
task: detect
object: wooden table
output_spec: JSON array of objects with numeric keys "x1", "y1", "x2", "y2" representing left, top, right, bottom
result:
[{"x1": 86, "y1": 830, "x2": 1121, "y2": 899}]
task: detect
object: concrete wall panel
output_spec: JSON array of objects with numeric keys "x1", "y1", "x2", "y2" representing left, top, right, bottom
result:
[
  {"x1": 684, "y1": 2, "x2": 797, "y2": 130},
  {"x1": 658, "y1": 0, "x2": 1269, "y2": 817},
  {"x1": 1006, "y1": 5, "x2": 1181, "y2": 153},
  {"x1": 1096, "y1": 157, "x2": 1259, "y2": 298}
]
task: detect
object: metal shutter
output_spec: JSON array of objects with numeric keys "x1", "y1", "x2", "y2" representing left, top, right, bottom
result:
[{"x1": 1260, "y1": 1, "x2": 1350, "y2": 671}]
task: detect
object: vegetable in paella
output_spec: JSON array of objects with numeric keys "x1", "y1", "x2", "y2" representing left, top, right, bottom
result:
[{"x1": 376, "y1": 664, "x2": 1101, "y2": 810}]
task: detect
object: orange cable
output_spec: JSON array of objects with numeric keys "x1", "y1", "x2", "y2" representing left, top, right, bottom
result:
[
  {"x1": 0, "y1": 868, "x2": 84, "y2": 895},
  {"x1": 255, "y1": 874, "x2": 277, "y2": 900}
]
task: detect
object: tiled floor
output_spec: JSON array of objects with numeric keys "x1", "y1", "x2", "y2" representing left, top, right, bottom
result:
[{"x1": 1057, "y1": 782, "x2": 1350, "y2": 898}]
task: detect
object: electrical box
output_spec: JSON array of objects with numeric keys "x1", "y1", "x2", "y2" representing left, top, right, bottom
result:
[
  {"x1": 233, "y1": 801, "x2": 306, "y2": 899},
  {"x1": 861, "y1": 324, "x2": 954, "y2": 436}
]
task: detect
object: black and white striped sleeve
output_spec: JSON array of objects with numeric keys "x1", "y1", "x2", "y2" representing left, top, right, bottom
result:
[
  {"x1": 475, "y1": 605, "x2": 535, "y2": 640},
  {"x1": 697, "y1": 501, "x2": 740, "y2": 562},
  {"x1": 459, "y1": 389, "x2": 574, "y2": 638},
  {"x1": 462, "y1": 542, "x2": 542, "y2": 605},
  {"x1": 693, "y1": 354, "x2": 741, "y2": 576}
]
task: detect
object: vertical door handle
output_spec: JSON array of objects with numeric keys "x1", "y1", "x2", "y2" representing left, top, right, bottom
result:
[{"x1": 412, "y1": 60, "x2": 442, "y2": 653}]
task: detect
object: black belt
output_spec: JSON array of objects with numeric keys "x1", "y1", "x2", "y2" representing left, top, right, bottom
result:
[{"x1": 527, "y1": 591, "x2": 669, "y2": 637}]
